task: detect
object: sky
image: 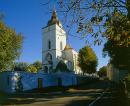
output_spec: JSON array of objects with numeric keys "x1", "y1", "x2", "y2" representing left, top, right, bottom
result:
[{"x1": 0, "y1": 0, "x2": 109, "y2": 70}]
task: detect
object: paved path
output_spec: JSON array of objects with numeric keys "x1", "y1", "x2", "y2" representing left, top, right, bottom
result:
[
  {"x1": 1, "y1": 89, "x2": 104, "y2": 106},
  {"x1": 1, "y1": 80, "x2": 126, "y2": 106}
]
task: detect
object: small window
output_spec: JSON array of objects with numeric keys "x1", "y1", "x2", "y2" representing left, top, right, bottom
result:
[
  {"x1": 60, "y1": 41, "x2": 62, "y2": 50},
  {"x1": 48, "y1": 40, "x2": 51, "y2": 49}
]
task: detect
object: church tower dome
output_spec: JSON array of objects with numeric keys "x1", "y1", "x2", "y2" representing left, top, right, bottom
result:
[
  {"x1": 64, "y1": 44, "x2": 73, "y2": 50},
  {"x1": 47, "y1": 10, "x2": 60, "y2": 26}
]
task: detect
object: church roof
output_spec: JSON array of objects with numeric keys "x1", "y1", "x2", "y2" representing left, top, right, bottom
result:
[
  {"x1": 64, "y1": 44, "x2": 73, "y2": 50},
  {"x1": 47, "y1": 10, "x2": 60, "y2": 26}
]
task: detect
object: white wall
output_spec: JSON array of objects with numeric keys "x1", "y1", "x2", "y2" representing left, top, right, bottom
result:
[
  {"x1": 42, "y1": 25, "x2": 57, "y2": 66},
  {"x1": 64, "y1": 49, "x2": 82, "y2": 74},
  {"x1": 42, "y1": 24, "x2": 67, "y2": 69},
  {"x1": 0, "y1": 71, "x2": 77, "y2": 93},
  {"x1": 107, "y1": 64, "x2": 128, "y2": 82}
]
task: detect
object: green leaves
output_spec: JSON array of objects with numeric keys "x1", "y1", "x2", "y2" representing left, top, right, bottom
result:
[
  {"x1": 78, "y1": 46, "x2": 98, "y2": 74},
  {"x1": 58, "y1": 0, "x2": 129, "y2": 46},
  {"x1": 104, "y1": 11, "x2": 130, "y2": 46},
  {"x1": 103, "y1": 40, "x2": 130, "y2": 73},
  {"x1": 103, "y1": 10, "x2": 130, "y2": 73},
  {"x1": 98, "y1": 66, "x2": 107, "y2": 77},
  {"x1": 26, "y1": 65, "x2": 37, "y2": 73},
  {"x1": 0, "y1": 22, "x2": 23, "y2": 71},
  {"x1": 32, "y1": 61, "x2": 42, "y2": 71},
  {"x1": 55, "y1": 60, "x2": 68, "y2": 72},
  {"x1": 13, "y1": 61, "x2": 42, "y2": 73}
]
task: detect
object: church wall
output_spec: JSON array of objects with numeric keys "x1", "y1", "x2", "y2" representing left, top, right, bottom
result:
[
  {"x1": 64, "y1": 49, "x2": 82, "y2": 74},
  {"x1": 43, "y1": 25, "x2": 56, "y2": 51},
  {"x1": 107, "y1": 64, "x2": 128, "y2": 82},
  {"x1": 55, "y1": 25, "x2": 66, "y2": 51},
  {"x1": 0, "y1": 72, "x2": 13, "y2": 93},
  {"x1": 72, "y1": 50, "x2": 82, "y2": 74},
  {"x1": 55, "y1": 72, "x2": 77, "y2": 86},
  {"x1": 0, "y1": 71, "x2": 77, "y2": 93},
  {"x1": 42, "y1": 25, "x2": 57, "y2": 68},
  {"x1": 55, "y1": 24, "x2": 67, "y2": 68}
]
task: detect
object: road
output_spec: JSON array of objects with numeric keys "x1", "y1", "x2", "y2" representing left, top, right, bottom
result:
[{"x1": 0, "y1": 80, "x2": 127, "y2": 106}]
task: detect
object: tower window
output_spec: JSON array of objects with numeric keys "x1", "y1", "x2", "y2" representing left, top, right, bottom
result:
[
  {"x1": 48, "y1": 40, "x2": 51, "y2": 49},
  {"x1": 60, "y1": 41, "x2": 62, "y2": 50}
]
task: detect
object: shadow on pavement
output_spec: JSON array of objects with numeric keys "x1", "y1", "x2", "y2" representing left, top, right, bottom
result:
[{"x1": 0, "y1": 80, "x2": 109, "y2": 106}]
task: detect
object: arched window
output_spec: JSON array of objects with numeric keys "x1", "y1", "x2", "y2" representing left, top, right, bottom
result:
[
  {"x1": 60, "y1": 41, "x2": 62, "y2": 50},
  {"x1": 48, "y1": 40, "x2": 51, "y2": 49}
]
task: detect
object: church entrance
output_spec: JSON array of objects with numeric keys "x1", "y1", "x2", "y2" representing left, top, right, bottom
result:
[{"x1": 38, "y1": 78, "x2": 43, "y2": 89}]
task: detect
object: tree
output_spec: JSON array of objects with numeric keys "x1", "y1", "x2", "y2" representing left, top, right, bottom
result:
[
  {"x1": 98, "y1": 66, "x2": 107, "y2": 77},
  {"x1": 0, "y1": 22, "x2": 23, "y2": 71},
  {"x1": 102, "y1": 8, "x2": 130, "y2": 73},
  {"x1": 78, "y1": 46, "x2": 98, "y2": 74},
  {"x1": 103, "y1": 40, "x2": 130, "y2": 73},
  {"x1": 51, "y1": 0, "x2": 130, "y2": 46},
  {"x1": 26, "y1": 65, "x2": 37, "y2": 73},
  {"x1": 32, "y1": 61, "x2": 42, "y2": 71},
  {"x1": 55, "y1": 60, "x2": 68, "y2": 72},
  {"x1": 104, "y1": 10, "x2": 130, "y2": 46},
  {"x1": 13, "y1": 62, "x2": 39, "y2": 73},
  {"x1": 13, "y1": 62, "x2": 29, "y2": 71}
]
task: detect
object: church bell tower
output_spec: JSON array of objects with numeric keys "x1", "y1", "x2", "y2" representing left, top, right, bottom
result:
[{"x1": 42, "y1": 10, "x2": 66, "y2": 73}]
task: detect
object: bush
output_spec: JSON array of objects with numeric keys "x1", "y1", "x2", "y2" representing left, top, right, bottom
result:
[
  {"x1": 125, "y1": 74, "x2": 130, "y2": 81},
  {"x1": 55, "y1": 60, "x2": 68, "y2": 72}
]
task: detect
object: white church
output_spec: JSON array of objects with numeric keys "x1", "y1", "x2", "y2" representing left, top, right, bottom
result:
[{"x1": 42, "y1": 10, "x2": 81, "y2": 74}]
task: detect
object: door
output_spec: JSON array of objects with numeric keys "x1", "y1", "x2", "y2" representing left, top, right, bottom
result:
[
  {"x1": 38, "y1": 78, "x2": 43, "y2": 88},
  {"x1": 58, "y1": 78, "x2": 62, "y2": 87}
]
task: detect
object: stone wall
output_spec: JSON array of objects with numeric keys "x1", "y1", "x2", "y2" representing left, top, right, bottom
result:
[{"x1": 0, "y1": 71, "x2": 77, "y2": 93}]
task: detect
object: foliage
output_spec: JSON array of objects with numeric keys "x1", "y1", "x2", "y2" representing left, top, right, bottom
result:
[
  {"x1": 26, "y1": 65, "x2": 37, "y2": 73},
  {"x1": 103, "y1": 9, "x2": 130, "y2": 73},
  {"x1": 32, "y1": 61, "x2": 42, "y2": 71},
  {"x1": 125, "y1": 74, "x2": 130, "y2": 81},
  {"x1": 78, "y1": 46, "x2": 98, "y2": 74},
  {"x1": 103, "y1": 40, "x2": 130, "y2": 73},
  {"x1": 53, "y1": 0, "x2": 130, "y2": 46},
  {"x1": 55, "y1": 60, "x2": 69, "y2": 72},
  {"x1": 104, "y1": 10, "x2": 130, "y2": 46},
  {"x1": 13, "y1": 61, "x2": 40, "y2": 73},
  {"x1": 98, "y1": 66, "x2": 107, "y2": 77},
  {"x1": 0, "y1": 22, "x2": 23, "y2": 71},
  {"x1": 13, "y1": 62, "x2": 29, "y2": 71}
]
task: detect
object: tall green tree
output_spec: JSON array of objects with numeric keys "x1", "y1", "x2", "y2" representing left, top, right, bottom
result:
[
  {"x1": 13, "y1": 62, "x2": 39, "y2": 73},
  {"x1": 26, "y1": 65, "x2": 37, "y2": 73},
  {"x1": 32, "y1": 61, "x2": 42, "y2": 71},
  {"x1": 103, "y1": 40, "x2": 130, "y2": 73},
  {"x1": 0, "y1": 22, "x2": 23, "y2": 71},
  {"x1": 78, "y1": 46, "x2": 98, "y2": 74},
  {"x1": 103, "y1": 10, "x2": 130, "y2": 73},
  {"x1": 98, "y1": 66, "x2": 107, "y2": 77},
  {"x1": 13, "y1": 62, "x2": 29, "y2": 71}
]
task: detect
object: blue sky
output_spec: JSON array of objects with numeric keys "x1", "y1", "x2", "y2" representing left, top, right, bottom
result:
[{"x1": 0, "y1": 0, "x2": 109, "y2": 70}]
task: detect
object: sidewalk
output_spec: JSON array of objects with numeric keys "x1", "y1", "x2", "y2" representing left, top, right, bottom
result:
[
  {"x1": 127, "y1": 91, "x2": 130, "y2": 105},
  {"x1": 93, "y1": 82, "x2": 130, "y2": 106}
]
